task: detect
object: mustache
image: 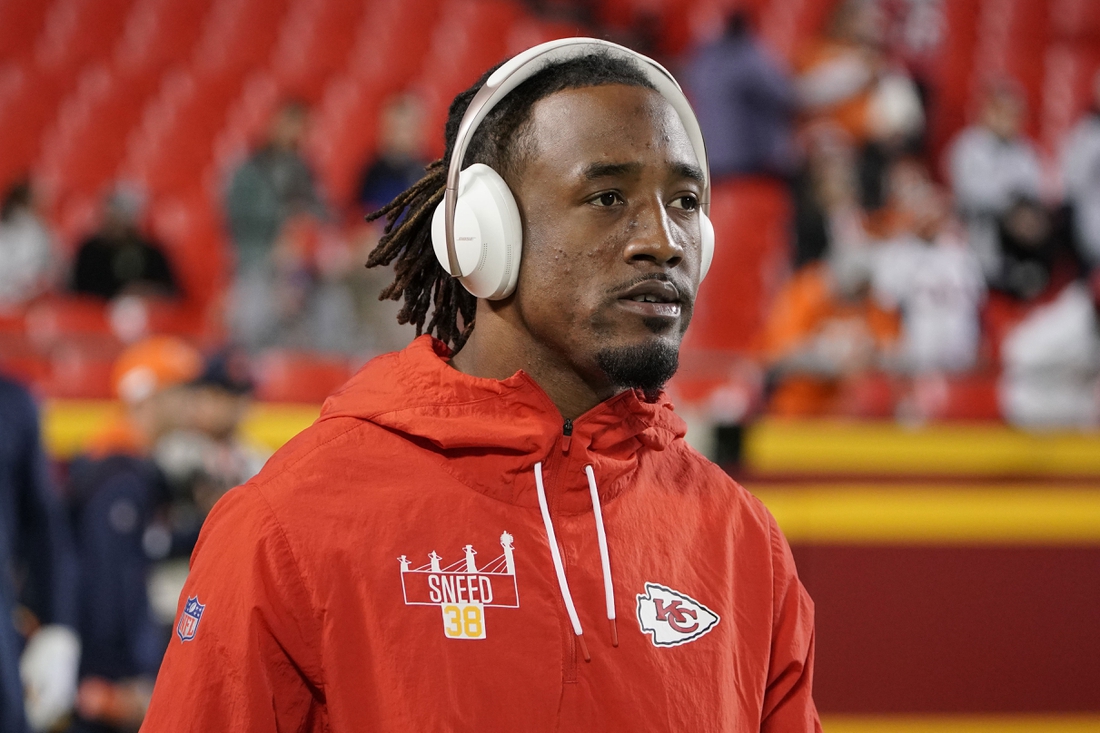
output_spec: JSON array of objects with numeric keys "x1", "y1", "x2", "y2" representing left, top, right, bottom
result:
[{"x1": 607, "y1": 273, "x2": 693, "y2": 302}]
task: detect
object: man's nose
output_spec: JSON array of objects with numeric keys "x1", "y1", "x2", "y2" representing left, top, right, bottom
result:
[{"x1": 622, "y1": 199, "x2": 685, "y2": 268}]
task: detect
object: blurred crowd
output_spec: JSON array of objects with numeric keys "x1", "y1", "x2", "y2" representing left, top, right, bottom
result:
[
  {"x1": 682, "y1": 0, "x2": 1100, "y2": 429},
  {"x1": 2, "y1": 336, "x2": 267, "y2": 732},
  {"x1": 0, "y1": 90, "x2": 422, "y2": 362},
  {"x1": 2, "y1": 65, "x2": 437, "y2": 733},
  {"x1": 4, "y1": 0, "x2": 1098, "y2": 431}
]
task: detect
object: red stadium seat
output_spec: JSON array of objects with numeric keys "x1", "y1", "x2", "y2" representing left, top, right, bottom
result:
[
  {"x1": 409, "y1": 0, "x2": 525, "y2": 160},
  {"x1": 1050, "y1": 0, "x2": 1100, "y2": 43},
  {"x1": 0, "y1": 333, "x2": 50, "y2": 390},
  {"x1": 253, "y1": 350, "x2": 354, "y2": 403},
  {"x1": 270, "y1": 0, "x2": 365, "y2": 98},
  {"x1": 937, "y1": 373, "x2": 1001, "y2": 421},
  {"x1": 42, "y1": 338, "x2": 123, "y2": 399},
  {"x1": 115, "y1": 0, "x2": 213, "y2": 77},
  {"x1": 54, "y1": 192, "x2": 100, "y2": 254},
  {"x1": 0, "y1": 0, "x2": 51, "y2": 63},
  {"x1": 35, "y1": 0, "x2": 137, "y2": 74},
  {"x1": 190, "y1": 0, "x2": 289, "y2": 76},
  {"x1": 24, "y1": 297, "x2": 114, "y2": 351},
  {"x1": 148, "y1": 192, "x2": 231, "y2": 321},
  {"x1": 0, "y1": 68, "x2": 71, "y2": 189},
  {"x1": 682, "y1": 178, "x2": 793, "y2": 355},
  {"x1": 35, "y1": 66, "x2": 160, "y2": 198},
  {"x1": 503, "y1": 19, "x2": 585, "y2": 55},
  {"x1": 123, "y1": 68, "x2": 245, "y2": 197},
  {"x1": 307, "y1": 76, "x2": 384, "y2": 206},
  {"x1": 347, "y1": 0, "x2": 445, "y2": 93}
]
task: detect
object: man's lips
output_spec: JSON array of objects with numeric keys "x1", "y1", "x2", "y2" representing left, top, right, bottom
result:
[{"x1": 615, "y1": 279, "x2": 684, "y2": 319}]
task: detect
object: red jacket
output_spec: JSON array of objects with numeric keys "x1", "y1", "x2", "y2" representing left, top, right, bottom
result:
[{"x1": 143, "y1": 336, "x2": 820, "y2": 731}]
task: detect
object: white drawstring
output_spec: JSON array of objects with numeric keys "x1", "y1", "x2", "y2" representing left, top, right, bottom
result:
[
  {"x1": 534, "y1": 461, "x2": 590, "y2": 662},
  {"x1": 585, "y1": 464, "x2": 618, "y2": 647}
]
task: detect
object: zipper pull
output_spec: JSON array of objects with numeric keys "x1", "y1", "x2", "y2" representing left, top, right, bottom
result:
[{"x1": 561, "y1": 418, "x2": 573, "y2": 454}]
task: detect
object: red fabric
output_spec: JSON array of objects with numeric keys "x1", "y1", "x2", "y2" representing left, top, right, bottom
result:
[{"x1": 143, "y1": 336, "x2": 820, "y2": 732}]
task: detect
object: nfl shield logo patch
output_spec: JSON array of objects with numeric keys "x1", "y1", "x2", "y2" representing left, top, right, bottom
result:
[{"x1": 176, "y1": 596, "x2": 205, "y2": 642}]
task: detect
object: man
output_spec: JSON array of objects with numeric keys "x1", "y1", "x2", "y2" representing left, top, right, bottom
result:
[
  {"x1": 144, "y1": 40, "x2": 820, "y2": 730},
  {"x1": 0, "y1": 179, "x2": 56, "y2": 311},
  {"x1": 947, "y1": 79, "x2": 1043, "y2": 281},
  {"x1": 224, "y1": 100, "x2": 328, "y2": 351},
  {"x1": 684, "y1": 10, "x2": 797, "y2": 180},
  {"x1": 357, "y1": 92, "x2": 430, "y2": 215},
  {"x1": 70, "y1": 184, "x2": 179, "y2": 302},
  {"x1": 1062, "y1": 68, "x2": 1100, "y2": 268},
  {"x1": 69, "y1": 337, "x2": 202, "y2": 732},
  {"x1": 0, "y1": 375, "x2": 80, "y2": 733}
]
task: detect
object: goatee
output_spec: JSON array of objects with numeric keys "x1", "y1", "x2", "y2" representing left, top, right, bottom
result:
[{"x1": 595, "y1": 340, "x2": 679, "y2": 402}]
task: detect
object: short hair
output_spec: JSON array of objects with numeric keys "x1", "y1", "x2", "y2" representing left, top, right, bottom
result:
[
  {"x1": 1, "y1": 179, "x2": 31, "y2": 221},
  {"x1": 365, "y1": 51, "x2": 656, "y2": 351}
]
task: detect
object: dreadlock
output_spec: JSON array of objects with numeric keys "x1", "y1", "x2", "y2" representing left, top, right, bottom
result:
[{"x1": 365, "y1": 50, "x2": 656, "y2": 352}]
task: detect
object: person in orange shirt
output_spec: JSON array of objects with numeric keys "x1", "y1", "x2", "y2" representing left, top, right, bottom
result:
[
  {"x1": 142, "y1": 39, "x2": 821, "y2": 732},
  {"x1": 69, "y1": 336, "x2": 201, "y2": 733},
  {"x1": 794, "y1": 0, "x2": 885, "y2": 143},
  {"x1": 763, "y1": 248, "x2": 899, "y2": 417}
]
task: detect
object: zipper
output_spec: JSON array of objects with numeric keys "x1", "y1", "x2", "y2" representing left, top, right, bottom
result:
[{"x1": 561, "y1": 418, "x2": 573, "y2": 454}]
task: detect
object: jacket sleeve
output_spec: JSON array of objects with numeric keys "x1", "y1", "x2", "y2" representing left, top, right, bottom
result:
[
  {"x1": 141, "y1": 484, "x2": 324, "y2": 732},
  {"x1": 761, "y1": 514, "x2": 822, "y2": 732}
]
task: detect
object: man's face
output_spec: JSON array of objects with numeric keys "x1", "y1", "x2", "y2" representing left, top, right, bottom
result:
[
  {"x1": 983, "y1": 91, "x2": 1024, "y2": 140},
  {"x1": 501, "y1": 84, "x2": 705, "y2": 395}
]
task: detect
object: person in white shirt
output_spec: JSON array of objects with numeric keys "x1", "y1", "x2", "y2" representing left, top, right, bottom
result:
[
  {"x1": 873, "y1": 166, "x2": 986, "y2": 374},
  {"x1": 1061, "y1": 69, "x2": 1100, "y2": 268},
  {"x1": 999, "y1": 271, "x2": 1100, "y2": 429},
  {"x1": 947, "y1": 80, "x2": 1043, "y2": 280},
  {"x1": 0, "y1": 181, "x2": 55, "y2": 312}
]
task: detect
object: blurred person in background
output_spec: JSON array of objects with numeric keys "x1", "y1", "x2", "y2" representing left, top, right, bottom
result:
[
  {"x1": 154, "y1": 348, "x2": 267, "y2": 557},
  {"x1": 794, "y1": 0, "x2": 885, "y2": 144},
  {"x1": 790, "y1": 126, "x2": 868, "y2": 268},
  {"x1": 0, "y1": 375, "x2": 80, "y2": 733},
  {"x1": 146, "y1": 349, "x2": 268, "y2": 662},
  {"x1": 70, "y1": 184, "x2": 180, "y2": 302},
  {"x1": 992, "y1": 195, "x2": 1080, "y2": 302},
  {"x1": 0, "y1": 179, "x2": 57, "y2": 313},
  {"x1": 794, "y1": 0, "x2": 925, "y2": 215},
  {"x1": 66, "y1": 337, "x2": 202, "y2": 732},
  {"x1": 357, "y1": 93, "x2": 430, "y2": 214},
  {"x1": 1061, "y1": 68, "x2": 1100, "y2": 269},
  {"x1": 762, "y1": 245, "x2": 899, "y2": 417},
  {"x1": 946, "y1": 79, "x2": 1043, "y2": 281},
  {"x1": 348, "y1": 92, "x2": 431, "y2": 358},
  {"x1": 999, "y1": 267, "x2": 1100, "y2": 429},
  {"x1": 683, "y1": 9, "x2": 797, "y2": 180},
  {"x1": 871, "y1": 158, "x2": 986, "y2": 376},
  {"x1": 224, "y1": 100, "x2": 328, "y2": 352}
]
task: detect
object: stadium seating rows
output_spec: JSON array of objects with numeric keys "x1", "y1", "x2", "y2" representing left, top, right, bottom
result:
[{"x1": 2, "y1": 0, "x2": 1099, "y2": 407}]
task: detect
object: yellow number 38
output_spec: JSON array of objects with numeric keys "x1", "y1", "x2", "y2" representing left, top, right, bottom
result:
[{"x1": 442, "y1": 604, "x2": 485, "y2": 639}]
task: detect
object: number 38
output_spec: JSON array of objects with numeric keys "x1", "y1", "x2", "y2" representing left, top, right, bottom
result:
[{"x1": 442, "y1": 604, "x2": 485, "y2": 639}]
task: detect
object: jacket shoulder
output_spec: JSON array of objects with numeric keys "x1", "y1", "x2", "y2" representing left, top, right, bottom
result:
[{"x1": 663, "y1": 440, "x2": 776, "y2": 526}]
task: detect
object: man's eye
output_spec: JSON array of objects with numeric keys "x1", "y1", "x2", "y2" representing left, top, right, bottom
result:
[
  {"x1": 669, "y1": 195, "x2": 698, "y2": 211},
  {"x1": 594, "y1": 192, "x2": 621, "y2": 207}
]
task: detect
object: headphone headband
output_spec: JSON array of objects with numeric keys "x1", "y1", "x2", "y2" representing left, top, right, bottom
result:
[{"x1": 443, "y1": 37, "x2": 711, "y2": 278}]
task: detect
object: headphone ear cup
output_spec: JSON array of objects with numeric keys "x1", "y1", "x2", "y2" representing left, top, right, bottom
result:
[
  {"x1": 699, "y1": 212, "x2": 715, "y2": 281},
  {"x1": 430, "y1": 163, "x2": 523, "y2": 300}
]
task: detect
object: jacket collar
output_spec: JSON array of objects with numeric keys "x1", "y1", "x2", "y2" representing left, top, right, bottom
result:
[{"x1": 319, "y1": 336, "x2": 687, "y2": 511}]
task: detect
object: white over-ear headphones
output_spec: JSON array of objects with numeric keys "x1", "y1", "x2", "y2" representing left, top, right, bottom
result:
[{"x1": 430, "y1": 37, "x2": 715, "y2": 300}]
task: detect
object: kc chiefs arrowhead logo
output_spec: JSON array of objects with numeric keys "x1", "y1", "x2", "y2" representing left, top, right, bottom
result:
[{"x1": 636, "y1": 582, "x2": 720, "y2": 647}]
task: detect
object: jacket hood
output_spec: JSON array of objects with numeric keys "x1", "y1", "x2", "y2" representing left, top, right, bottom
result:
[{"x1": 318, "y1": 336, "x2": 688, "y2": 511}]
